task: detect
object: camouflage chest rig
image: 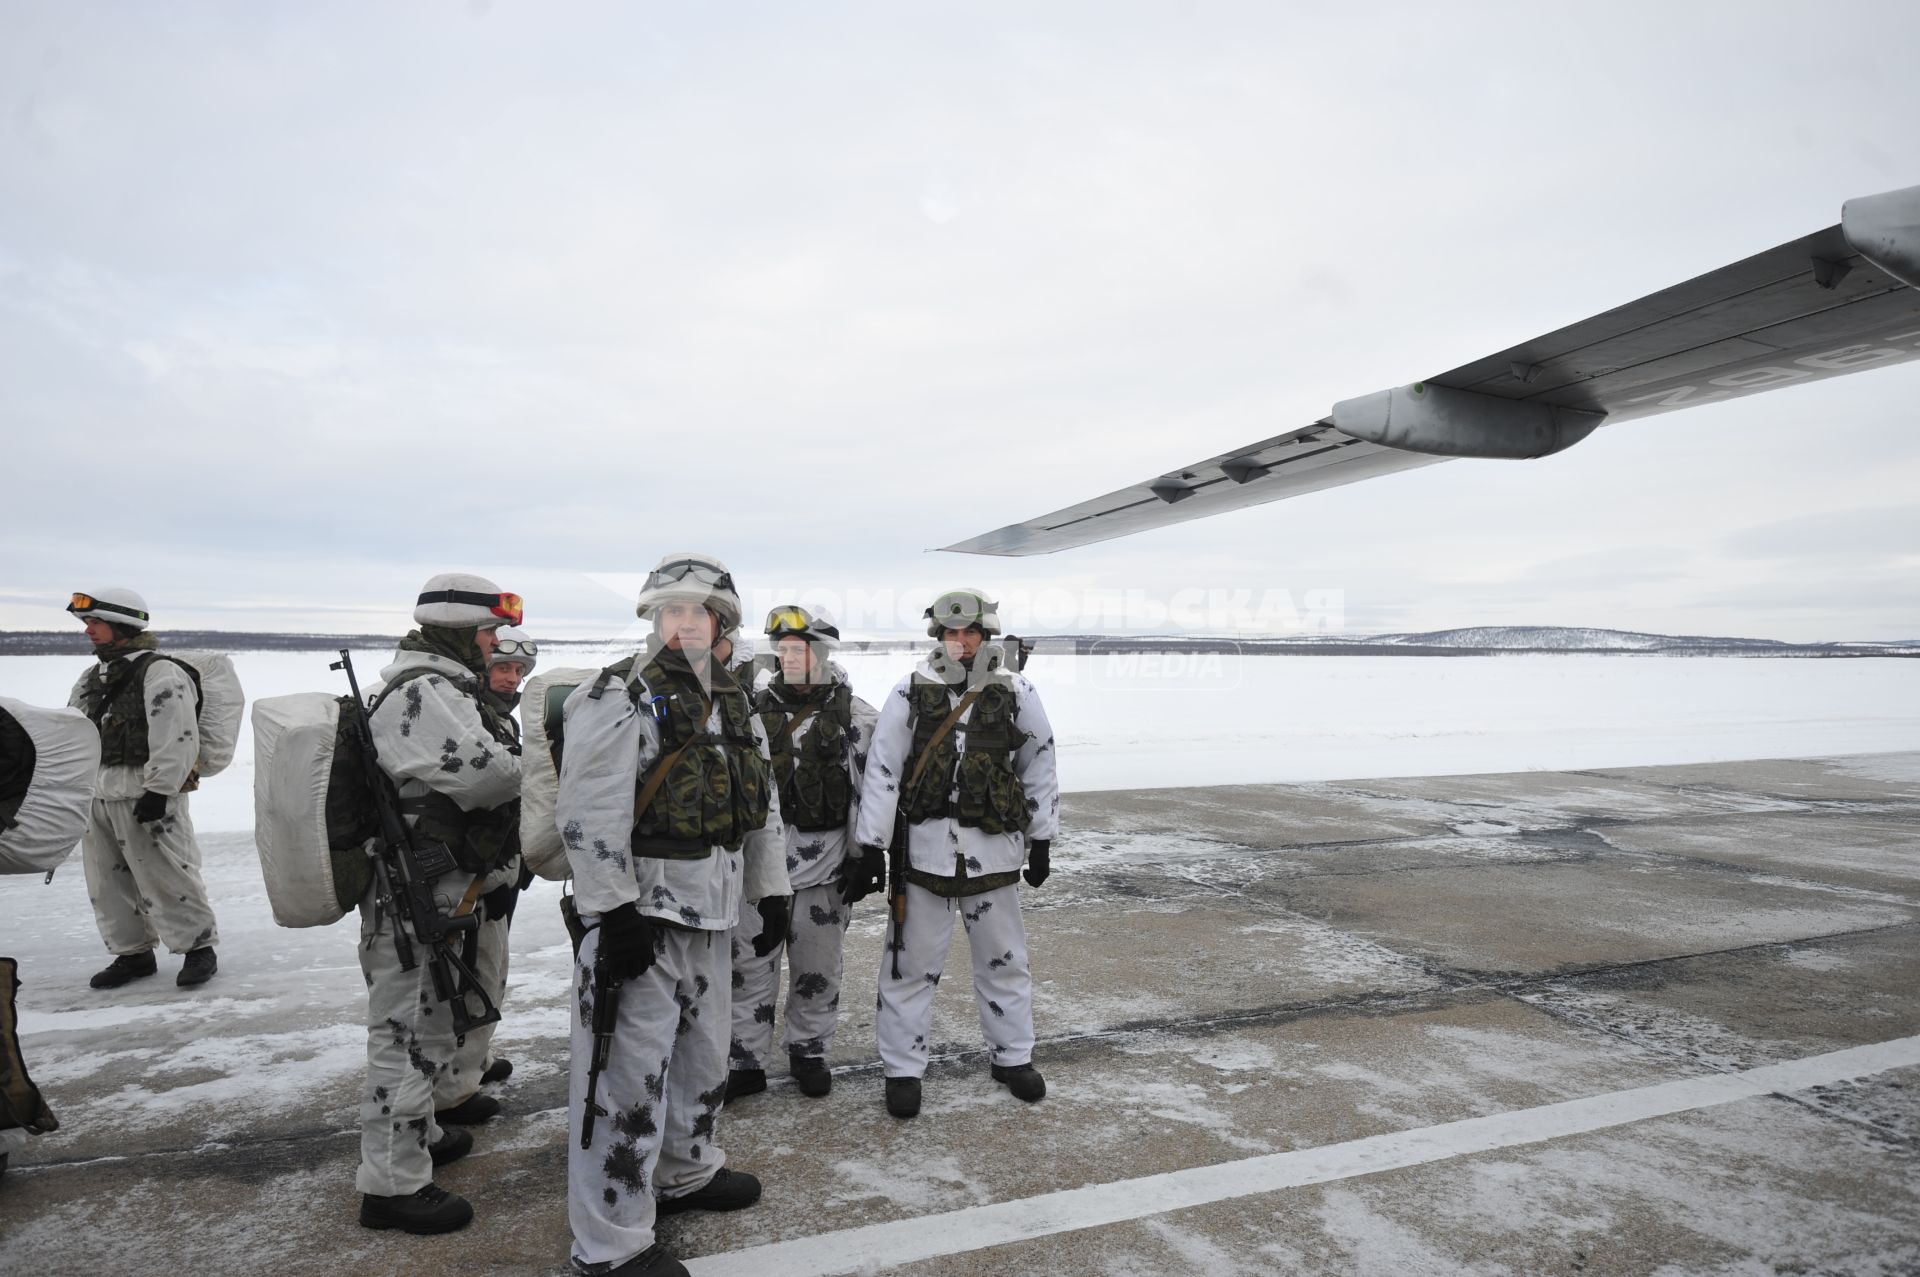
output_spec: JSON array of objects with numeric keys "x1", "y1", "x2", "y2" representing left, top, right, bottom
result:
[
  {"x1": 755, "y1": 679, "x2": 854, "y2": 833},
  {"x1": 893, "y1": 668, "x2": 1033, "y2": 898},
  {"x1": 375, "y1": 667, "x2": 523, "y2": 876},
  {"x1": 589, "y1": 652, "x2": 772, "y2": 859},
  {"x1": 78, "y1": 651, "x2": 202, "y2": 772},
  {"x1": 899, "y1": 671, "x2": 1030, "y2": 835}
]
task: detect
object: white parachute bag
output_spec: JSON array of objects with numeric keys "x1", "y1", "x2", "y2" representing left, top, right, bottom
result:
[
  {"x1": 0, "y1": 698, "x2": 101, "y2": 875},
  {"x1": 251, "y1": 693, "x2": 366, "y2": 927},
  {"x1": 168, "y1": 651, "x2": 245, "y2": 778},
  {"x1": 519, "y1": 666, "x2": 607, "y2": 882}
]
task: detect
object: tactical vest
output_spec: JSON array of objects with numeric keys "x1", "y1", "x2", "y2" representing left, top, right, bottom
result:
[
  {"x1": 899, "y1": 674, "x2": 1029, "y2": 834},
  {"x1": 616, "y1": 654, "x2": 771, "y2": 858},
  {"x1": 756, "y1": 680, "x2": 854, "y2": 833},
  {"x1": 78, "y1": 653, "x2": 198, "y2": 771},
  {"x1": 376, "y1": 666, "x2": 523, "y2": 876}
]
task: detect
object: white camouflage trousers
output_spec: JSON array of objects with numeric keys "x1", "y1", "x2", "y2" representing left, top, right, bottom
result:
[
  {"x1": 569, "y1": 919, "x2": 732, "y2": 1271},
  {"x1": 434, "y1": 881, "x2": 515, "y2": 1109},
  {"x1": 80, "y1": 794, "x2": 219, "y2": 956},
  {"x1": 875, "y1": 880, "x2": 1034, "y2": 1078},
  {"x1": 729, "y1": 881, "x2": 851, "y2": 1070},
  {"x1": 355, "y1": 889, "x2": 458, "y2": 1197}
]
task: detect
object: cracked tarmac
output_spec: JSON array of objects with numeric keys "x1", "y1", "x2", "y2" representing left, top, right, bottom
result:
[{"x1": 2, "y1": 752, "x2": 1917, "y2": 1275}]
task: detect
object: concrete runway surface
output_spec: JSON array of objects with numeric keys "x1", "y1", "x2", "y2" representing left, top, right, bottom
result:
[{"x1": 2, "y1": 752, "x2": 1916, "y2": 1275}]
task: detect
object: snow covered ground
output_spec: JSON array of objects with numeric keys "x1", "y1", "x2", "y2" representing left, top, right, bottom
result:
[{"x1": 5, "y1": 647, "x2": 1918, "y2": 832}]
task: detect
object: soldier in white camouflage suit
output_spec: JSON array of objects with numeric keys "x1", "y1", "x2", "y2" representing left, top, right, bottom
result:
[
  {"x1": 725, "y1": 604, "x2": 878, "y2": 1103},
  {"x1": 852, "y1": 588, "x2": 1059, "y2": 1119},
  {"x1": 556, "y1": 552, "x2": 788, "y2": 1277},
  {"x1": 355, "y1": 574, "x2": 524, "y2": 1235},
  {"x1": 64, "y1": 588, "x2": 221, "y2": 991}
]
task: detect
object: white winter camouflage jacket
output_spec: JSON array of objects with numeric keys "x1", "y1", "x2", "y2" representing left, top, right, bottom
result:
[
  {"x1": 852, "y1": 646, "x2": 1059, "y2": 880},
  {"x1": 557, "y1": 643, "x2": 789, "y2": 926},
  {"x1": 758, "y1": 659, "x2": 879, "y2": 893},
  {"x1": 67, "y1": 654, "x2": 199, "y2": 802}
]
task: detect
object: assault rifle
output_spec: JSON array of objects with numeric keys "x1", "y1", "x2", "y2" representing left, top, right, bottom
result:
[
  {"x1": 333, "y1": 649, "x2": 500, "y2": 1036},
  {"x1": 580, "y1": 929, "x2": 621, "y2": 1149},
  {"x1": 886, "y1": 811, "x2": 908, "y2": 979}
]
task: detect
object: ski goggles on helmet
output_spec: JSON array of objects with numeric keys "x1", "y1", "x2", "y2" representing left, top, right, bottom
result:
[
  {"x1": 926, "y1": 590, "x2": 993, "y2": 630},
  {"x1": 492, "y1": 636, "x2": 538, "y2": 658},
  {"x1": 764, "y1": 605, "x2": 839, "y2": 641},
  {"x1": 67, "y1": 592, "x2": 149, "y2": 623},
  {"x1": 646, "y1": 558, "x2": 735, "y2": 594},
  {"x1": 416, "y1": 588, "x2": 524, "y2": 626}
]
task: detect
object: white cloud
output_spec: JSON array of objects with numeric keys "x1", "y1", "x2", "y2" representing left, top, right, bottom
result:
[{"x1": 3, "y1": 2, "x2": 1919, "y2": 641}]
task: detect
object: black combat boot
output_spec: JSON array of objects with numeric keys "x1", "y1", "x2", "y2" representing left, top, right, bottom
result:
[
  {"x1": 884, "y1": 1076, "x2": 921, "y2": 1118},
  {"x1": 789, "y1": 1051, "x2": 831, "y2": 1098},
  {"x1": 600, "y1": 1242, "x2": 690, "y2": 1276},
  {"x1": 991, "y1": 1063, "x2": 1046, "y2": 1102},
  {"x1": 480, "y1": 1057, "x2": 513, "y2": 1085},
  {"x1": 428, "y1": 1126, "x2": 472, "y2": 1167},
  {"x1": 176, "y1": 947, "x2": 217, "y2": 987},
  {"x1": 89, "y1": 951, "x2": 157, "y2": 989},
  {"x1": 359, "y1": 1183, "x2": 473, "y2": 1233},
  {"x1": 434, "y1": 1092, "x2": 500, "y2": 1125},
  {"x1": 724, "y1": 1068, "x2": 766, "y2": 1102},
  {"x1": 656, "y1": 1166, "x2": 762, "y2": 1215}
]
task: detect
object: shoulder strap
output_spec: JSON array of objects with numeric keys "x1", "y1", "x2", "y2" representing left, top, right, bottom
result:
[
  {"x1": 366, "y1": 665, "x2": 440, "y2": 718},
  {"x1": 631, "y1": 690, "x2": 711, "y2": 823},
  {"x1": 903, "y1": 684, "x2": 987, "y2": 794},
  {"x1": 145, "y1": 654, "x2": 204, "y2": 716},
  {"x1": 772, "y1": 703, "x2": 820, "y2": 751}
]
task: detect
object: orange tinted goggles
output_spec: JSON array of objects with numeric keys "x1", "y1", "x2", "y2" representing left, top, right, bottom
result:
[{"x1": 68, "y1": 593, "x2": 149, "y2": 623}]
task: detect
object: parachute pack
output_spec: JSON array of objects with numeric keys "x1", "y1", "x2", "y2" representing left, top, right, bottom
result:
[
  {"x1": 518, "y1": 665, "x2": 607, "y2": 882},
  {"x1": 0, "y1": 697, "x2": 101, "y2": 876},
  {"x1": 250, "y1": 692, "x2": 379, "y2": 927},
  {"x1": 79, "y1": 651, "x2": 246, "y2": 781}
]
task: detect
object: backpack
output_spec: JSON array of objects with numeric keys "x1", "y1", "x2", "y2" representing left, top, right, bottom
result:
[
  {"x1": 518, "y1": 666, "x2": 611, "y2": 881},
  {"x1": 251, "y1": 692, "x2": 382, "y2": 927},
  {"x1": 0, "y1": 697, "x2": 101, "y2": 876},
  {"x1": 83, "y1": 651, "x2": 246, "y2": 780}
]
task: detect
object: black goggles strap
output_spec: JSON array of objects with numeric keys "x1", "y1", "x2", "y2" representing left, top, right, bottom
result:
[{"x1": 418, "y1": 589, "x2": 506, "y2": 610}]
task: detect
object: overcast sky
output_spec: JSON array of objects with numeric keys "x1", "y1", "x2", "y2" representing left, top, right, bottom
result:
[{"x1": 4, "y1": 1, "x2": 1918, "y2": 642}]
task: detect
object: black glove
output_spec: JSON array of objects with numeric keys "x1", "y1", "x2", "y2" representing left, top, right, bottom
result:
[
  {"x1": 480, "y1": 883, "x2": 518, "y2": 922},
  {"x1": 839, "y1": 844, "x2": 887, "y2": 904},
  {"x1": 1023, "y1": 839, "x2": 1051, "y2": 888},
  {"x1": 596, "y1": 902, "x2": 656, "y2": 982},
  {"x1": 751, "y1": 895, "x2": 791, "y2": 957},
  {"x1": 133, "y1": 791, "x2": 170, "y2": 825}
]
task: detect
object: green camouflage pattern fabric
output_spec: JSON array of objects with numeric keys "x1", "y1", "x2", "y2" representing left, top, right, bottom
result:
[
  {"x1": 632, "y1": 651, "x2": 771, "y2": 855},
  {"x1": 756, "y1": 679, "x2": 854, "y2": 832},
  {"x1": 900, "y1": 676, "x2": 1029, "y2": 834}
]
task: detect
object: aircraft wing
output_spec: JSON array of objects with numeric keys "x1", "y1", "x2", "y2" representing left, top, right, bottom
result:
[{"x1": 945, "y1": 184, "x2": 1920, "y2": 556}]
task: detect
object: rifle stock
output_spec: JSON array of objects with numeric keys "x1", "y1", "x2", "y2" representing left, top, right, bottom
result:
[{"x1": 333, "y1": 649, "x2": 500, "y2": 1036}]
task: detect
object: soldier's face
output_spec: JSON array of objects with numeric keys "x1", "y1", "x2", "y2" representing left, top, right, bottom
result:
[
  {"x1": 488, "y1": 662, "x2": 526, "y2": 693},
  {"x1": 660, "y1": 601, "x2": 716, "y2": 652},
  {"x1": 777, "y1": 636, "x2": 818, "y2": 683},
  {"x1": 82, "y1": 618, "x2": 116, "y2": 644},
  {"x1": 942, "y1": 625, "x2": 984, "y2": 661},
  {"x1": 475, "y1": 626, "x2": 499, "y2": 659}
]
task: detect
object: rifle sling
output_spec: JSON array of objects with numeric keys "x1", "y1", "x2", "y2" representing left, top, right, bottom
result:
[
  {"x1": 772, "y1": 702, "x2": 820, "y2": 752},
  {"x1": 903, "y1": 684, "x2": 987, "y2": 795}
]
